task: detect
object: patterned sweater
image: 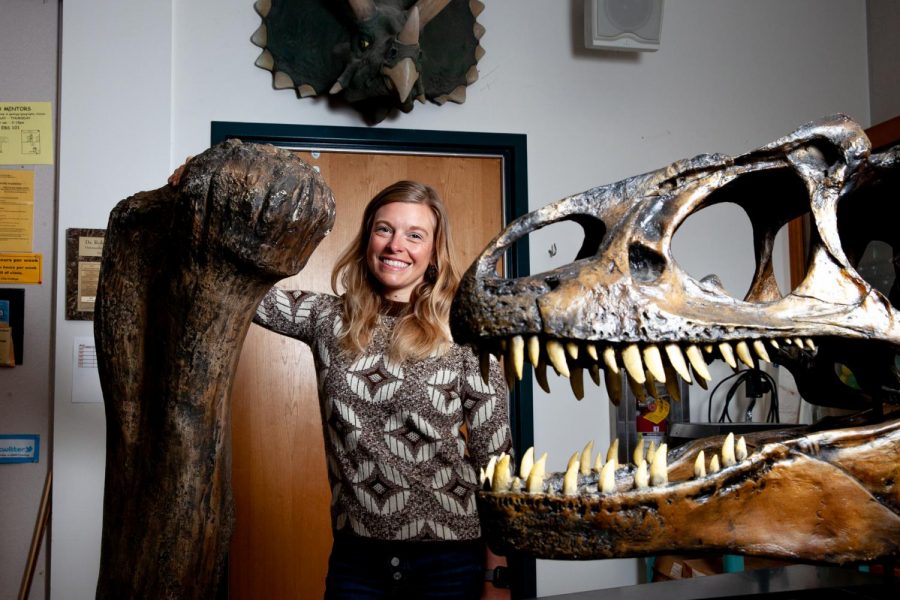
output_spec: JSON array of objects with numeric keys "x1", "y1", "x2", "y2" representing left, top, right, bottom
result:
[{"x1": 254, "y1": 290, "x2": 512, "y2": 542}]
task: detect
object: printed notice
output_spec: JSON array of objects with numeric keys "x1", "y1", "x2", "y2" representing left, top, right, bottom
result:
[
  {"x1": 72, "y1": 336, "x2": 103, "y2": 403},
  {"x1": 0, "y1": 170, "x2": 34, "y2": 252},
  {"x1": 0, "y1": 103, "x2": 54, "y2": 165},
  {"x1": 0, "y1": 434, "x2": 40, "y2": 463},
  {"x1": 0, "y1": 253, "x2": 42, "y2": 284},
  {"x1": 78, "y1": 236, "x2": 104, "y2": 257}
]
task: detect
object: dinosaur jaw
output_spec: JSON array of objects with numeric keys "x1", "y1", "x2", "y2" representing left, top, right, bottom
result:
[
  {"x1": 477, "y1": 418, "x2": 900, "y2": 563},
  {"x1": 450, "y1": 115, "x2": 900, "y2": 565}
]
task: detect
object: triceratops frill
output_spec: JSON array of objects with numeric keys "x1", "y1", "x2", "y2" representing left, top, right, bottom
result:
[
  {"x1": 252, "y1": 0, "x2": 484, "y2": 124},
  {"x1": 450, "y1": 114, "x2": 900, "y2": 564}
]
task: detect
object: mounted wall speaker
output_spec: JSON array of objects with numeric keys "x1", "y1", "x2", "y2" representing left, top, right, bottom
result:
[{"x1": 584, "y1": 0, "x2": 664, "y2": 52}]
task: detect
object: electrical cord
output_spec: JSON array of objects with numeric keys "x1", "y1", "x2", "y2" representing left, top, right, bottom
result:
[{"x1": 706, "y1": 368, "x2": 780, "y2": 424}]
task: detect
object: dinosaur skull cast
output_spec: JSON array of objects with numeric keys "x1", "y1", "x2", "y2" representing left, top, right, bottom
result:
[{"x1": 451, "y1": 114, "x2": 900, "y2": 564}]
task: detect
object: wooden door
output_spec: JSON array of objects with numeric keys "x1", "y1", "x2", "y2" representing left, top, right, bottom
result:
[{"x1": 228, "y1": 151, "x2": 503, "y2": 598}]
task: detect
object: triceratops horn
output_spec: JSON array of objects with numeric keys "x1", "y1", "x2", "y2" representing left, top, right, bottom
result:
[
  {"x1": 348, "y1": 0, "x2": 376, "y2": 21},
  {"x1": 398, "y1": 6, "x2": 420, "y2": 45}
]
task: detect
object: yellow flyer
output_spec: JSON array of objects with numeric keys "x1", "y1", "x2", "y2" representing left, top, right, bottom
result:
[
  {"x1": 0, "y1": 170, "x2": 34, "y2": 252},
  {"x1": 0, "y1": 102, "x2": 54, "y2": 165},
  {"x1": 0, "y1": 253, "x2": 42, "y2": 284}
]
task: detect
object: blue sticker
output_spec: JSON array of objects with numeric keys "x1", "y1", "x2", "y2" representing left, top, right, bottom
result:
[{"x1": 0, "y1": 435, "x2": 40, "y2": 463}]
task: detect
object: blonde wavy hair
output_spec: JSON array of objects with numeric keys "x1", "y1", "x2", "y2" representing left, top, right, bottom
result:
[{"x1": 331, "y1": 181, "x2": 461, "y2": 362}]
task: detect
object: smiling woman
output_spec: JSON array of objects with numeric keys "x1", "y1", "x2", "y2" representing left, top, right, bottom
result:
[
  {"x1": 252, "y1": 179, "x2": 513, "y2": 599},
  {"x1": 209, "y1": 121, "x2": 532, "y2": 598},
  {"x1": 367, "y1": 200, "x2": 437, "y2": 302}
]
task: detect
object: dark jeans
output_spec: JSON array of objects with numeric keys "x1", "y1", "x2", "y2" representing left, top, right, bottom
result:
[{"x1": 324, "y1": 533, "x2": 484, "y2": 599}]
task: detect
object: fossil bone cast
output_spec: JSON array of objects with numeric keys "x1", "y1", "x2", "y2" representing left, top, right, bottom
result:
[
  {"x1": 252, "y1": 0, "x2": 485, "y2": 123},
  {"x1": 451, "y1": 114, "x2": 900, "y2": 563},
  {"x1": 94, "y1": 141, "x2": 335, "y2": 599}
]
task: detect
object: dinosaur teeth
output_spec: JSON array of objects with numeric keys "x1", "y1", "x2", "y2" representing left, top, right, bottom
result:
[
  {"x1": 621, "y1": 344, "x2": 646, "y2": 384},
  {"x1": 734, "y1": 340, "x2": 754, "y2": 368},
  {"x1": 593, "y1": 449, "x2": 605, "y2": 473},
  {"x1": 509, "y1": 335, "x2": 525, "y2": 382},
  {"x1": 606, "y1": 438, "x2": 619, "y2": 468},
  {"x1": 752, "y1": 340, "x2": 771, "y2": 363},
  {"x1": 643, "y1": 344, "x2": 667, "y2": 383},
  {"x1": 486, "y1": 334, "x2": 798, "y2": 404},
  {"x1": 663, "y1": 364, "x2": 681, "y2": 402},
  {"x1": 546, "y1": 339, "x2": 570, "y2": 377},
  {"x1": 535, "y1": 360, "x2": 550, "y2": 393},
  {"x1": 650, "y1": 443, "x2": 668, "y2": 486},
  {"x1": 526, "y1": 452, "x2": 547, "y2": 493},
  {"x1": 603, "y1": 346, "x2": 619, "y2": 374},
  {"x1": 604, "y1": 367, "x2": 622, "y2": 406},
  {"x1": 633, "y1": 459, "x2": 649, "y2": 489},
  {"x1": 632, "y1": 433, "x2": 644, "y2": 466},
  {"x1": 736, "y1": 436, "x2": 748, "y2": 461},
  {"x1": 694, "y1": 450, "x2": 707, "y2": 478},
  {"x1": 599, "y1": 459, "x2": 616, "y2": 493},
  {"x1": 492, "y1": 454, "x2": 512, "y2": 492},
  {"x1": 718, "y1": 342, "x2": 737, "y2": 369},
  {"x1": 722, "y1": 432, "x2": 736, "y2": 467},
  {"x1": 685, "y1": 345, "x2": 712, "y2": 381},
  {"x1": 627, "y1": 372, "x2": 647, "y2": 403},
  {"x1": 519, "y1": 446, "x2": 535, "y2": 480},
  {"x1": 664, "y1": 343, "x2": 692, "y2": 383},
  {"x1": 580, "y1": 441, "x2": 594, "y2": 476},
  {"x1": 479, "y1": 433, "x2": 761, "y2": 500},
  {"x1": 565, "y1": 451, "x2": 579, "y2": 472},
  {"x1": 527, "y1": 335, "x2": 540, "y2": 367},
  {"x1": 563, "y1": 458, "x2": 580, "y2": 495},
  {"x1": 570, "y1": 367, "x2": 585, "y2": 400},
  {"x1": 645, "y1": 440, "x2": 657, "y2": 464},
  {"x1": 483, "y1": 455, "x2": 498, "y2": 484}
]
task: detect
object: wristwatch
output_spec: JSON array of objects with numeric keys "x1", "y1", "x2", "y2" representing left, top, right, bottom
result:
[{"x1": 484, "y1": 566, "x2": 510, "y2": 588}]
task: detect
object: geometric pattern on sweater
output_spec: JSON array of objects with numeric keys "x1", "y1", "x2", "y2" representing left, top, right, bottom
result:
[
  {"x1": 253, "y1": 290, "x2": 513, "y2": 542},
  {"x1": 431, "y1": 465, "x2": 478, "y2": 515},
  {"x1": 346, "y1": 354, "x2": 403, "y2": 403},
  {"x1": 428, "y1": 369, "x2": 461, "y2": 415},
  {"x1": 352, "y1": 460, "x2": 409, "y2": 515},
  {"x1": 383, "y1": 410, "x2": 440, "y2": 463}
]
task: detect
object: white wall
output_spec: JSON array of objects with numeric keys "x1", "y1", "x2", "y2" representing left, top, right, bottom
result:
[
  {"x1": 54, "y1": 1, "x2": 869, "y2": 598},
  {"x1": 53, "y1": 3, "x2": 172, "y2": 599},
  {"x1": 867, "y1": 0, "x2": 900, "y2": 124}
]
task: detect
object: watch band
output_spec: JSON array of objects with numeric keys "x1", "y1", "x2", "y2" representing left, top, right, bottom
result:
[{"x1": 484, "y1": 565, "x2": 510, "y2": 588}]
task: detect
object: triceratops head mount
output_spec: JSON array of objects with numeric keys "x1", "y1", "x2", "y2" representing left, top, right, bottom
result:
[{"x1": 451, "y1": 114, "x2": 900, "y2": 564}]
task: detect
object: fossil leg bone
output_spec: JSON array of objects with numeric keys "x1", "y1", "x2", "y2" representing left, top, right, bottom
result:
[{"x1": 94, "y1": 140, "x2": 335, "y2": 599}]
